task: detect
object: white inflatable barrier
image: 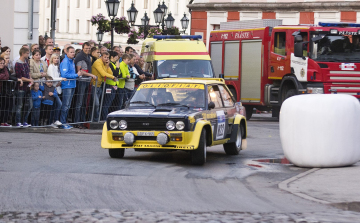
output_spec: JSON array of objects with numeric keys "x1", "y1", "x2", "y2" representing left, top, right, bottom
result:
[{"x1": 280, "y1": 94, "x2": 360, "y2": 168}]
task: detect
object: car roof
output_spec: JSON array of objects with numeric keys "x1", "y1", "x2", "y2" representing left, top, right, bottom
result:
[{"x1": 140, "y1": 78, "x2": 225, "y2": 85}]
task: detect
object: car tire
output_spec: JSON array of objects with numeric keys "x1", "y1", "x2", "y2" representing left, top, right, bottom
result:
[
  {"x1": 191, "y1": 129, "x2": 206, "y2": 165},
  {"x1": 284, "y1": 89, "x2": 296, "y2": 101},
  {"x1": 223, "y1": 125, "x2": 243, "y2": 155},
  {"x1": 108, "y1": 149, "x2": 125, "y2": 158},
  {"x1": 245, "y1": 106, "x2": 253, "y2": 120}
]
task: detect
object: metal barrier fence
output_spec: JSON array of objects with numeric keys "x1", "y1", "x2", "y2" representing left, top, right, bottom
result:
[
  {"x1": 97, "y1": 80, "x2": 134, "y2": 122},
  {"x1": 0, "y1": 78, "x2": 134, "y2": 128}
]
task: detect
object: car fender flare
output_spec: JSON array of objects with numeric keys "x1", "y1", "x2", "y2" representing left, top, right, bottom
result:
[
  {"x1": 234, "y1": 114, "x2": 247, "y2": 138},
  {"x1": 192, "y1": 120, "x2": 213, "y2": 148},
  {"x1": 101, "y1": 123, "x2": 113, "y2": 149}
]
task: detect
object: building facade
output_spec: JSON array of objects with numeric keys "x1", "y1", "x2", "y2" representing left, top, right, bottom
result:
[
  {"x1": 189, "y1": 0, "x2": 360, "y2": 48},
  {"x1": 39, "y1": 0, "x2": 191, "y2": 49},
  {"x1": 0, "y1": 0, "x2": 40, "y2": 60}
]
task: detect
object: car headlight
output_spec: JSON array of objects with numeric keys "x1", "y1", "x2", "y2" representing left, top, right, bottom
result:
[
  {"x1": 166, "y1": 121, "x2": 175, "y2": 130},
  {"x1": 176, "y1": 121, "x2": 185, "y2": 130},
  {"x1": 110, "y1": 120, "x2": 119, "y2": 129},
  {"x1": 307, "y1": 87, "x2": 324, "y2": 94},
  {"x1": 119, "y1": 120, "x2": 127, "y2": 129}
]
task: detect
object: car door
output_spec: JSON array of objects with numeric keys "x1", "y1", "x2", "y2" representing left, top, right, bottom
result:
[
  {"x1": 207, "y1": 85, "x2": 227, "y2": 141},
  {"x1": 218, "y1": 85, "x2": 236, "y2": 136}
]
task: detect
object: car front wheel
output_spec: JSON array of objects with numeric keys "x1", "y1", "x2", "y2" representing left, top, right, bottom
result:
[
  {"x1": 223, "y1": 125, "x2": 243, "y2": 155},
  {"x1": 191, "y1": 129, "x2": 207, "y2": 165},
  {"x1": 108, "y1": 149, "x2": 125, "y2": 158}
]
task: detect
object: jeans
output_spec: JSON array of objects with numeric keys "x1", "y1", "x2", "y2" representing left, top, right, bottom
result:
[
  {"x1": 90, "y1": 86, "x2": 102, "y2": 122},
  {"x1": 125, "y1": 88, "x2": 135, "y2": 102},
  {"x1": 31, "y1": 107, "x2": 40, "y2": 126},
  {"x1": 74, "y1": 81, "x2": 88, "y2": 123},
  {"x1": 60, "y1": 88, "x2": 75, "y2": 124},
  {"x1": 15, "y1": 90, "x2": 33, "y2": 124},
  {"x1": 101, "y1": 84, "x2": 117, "y2": 120},
  {"x1": 115, "y1": 87, "x2": 126, "y2": 110}
]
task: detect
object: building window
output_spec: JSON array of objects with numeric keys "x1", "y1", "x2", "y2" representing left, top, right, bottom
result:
[
  {"x1": 274, "y1": 32, "x2": 286, "y2": 56},
  {"x1": 46, "y1": 18, "x2": 50, "y2": 32},
  {"x1": 87, "y1": 0, "x2": 91, "y2": 8},
  {"x1": 98, "y1": 0, "x2": 101, "y2": 8},
  {"x1": 76, "y1": 19, "x2": 80, "y2": 33},
  {"x1": 77, "y1": 0, "x2": 80, "y2": 8},
  {"x1": 56, "y1": 19, "x2": 59, "y2": 32},
  {"x1": 144, "y1": 0, "x2": 148, "y2": 9},
  {"x1": 175, "y1": 0, "x2": 179, "y2": 15},
  {"x1": 86, "y1": 20, "x2": 90, "y2": 34}
]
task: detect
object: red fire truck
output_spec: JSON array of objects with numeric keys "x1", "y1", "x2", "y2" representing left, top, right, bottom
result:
[{"x1": 210, "y1": 20, "x2": 360, "y2": 119}]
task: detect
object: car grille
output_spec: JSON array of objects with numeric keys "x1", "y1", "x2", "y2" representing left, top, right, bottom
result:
[{"x1": 108, "y1": 118, "x2": 187, "y2": 131}]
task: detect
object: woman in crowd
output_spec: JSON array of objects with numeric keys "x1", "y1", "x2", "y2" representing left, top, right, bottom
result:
[
  {"x1": 29, "y1": 49, "x2": 48, "y2": 81},
  {"x1": 90, "y1": 47, "x2": 100, "y2": 65},
  {"x1": 0, "y1": 57, "x2": 23, "y2": 127},
  {"x1": 1, "y1": 46, "x2": 14, "y2": 74},
  {"x1": 47, "y1": 53, "x2": 65, "y2": 126}
]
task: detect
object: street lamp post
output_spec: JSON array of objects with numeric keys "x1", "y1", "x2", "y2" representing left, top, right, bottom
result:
[
  {"x1": 96, "y1": 31, "x2": 104, "y2": 46},
  {"x1": 180, "y1": 13, "x2": 190, "y2": 34},
  {"x1": 105, "y1": 0, "x2": 120, "y2": 49}
]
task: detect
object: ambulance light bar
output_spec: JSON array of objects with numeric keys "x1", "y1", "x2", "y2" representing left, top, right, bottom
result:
[
  {"x1": 153, "y1": 35, "x2": 202, "y2": 40},
  {"x1": 319, "y1": 22, "x2": 360, "y2": 28}
]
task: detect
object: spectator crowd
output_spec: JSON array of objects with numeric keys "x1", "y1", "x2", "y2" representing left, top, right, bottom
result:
[{"x1": 0, "y1": 35, "x2": 152, "y2": 129}]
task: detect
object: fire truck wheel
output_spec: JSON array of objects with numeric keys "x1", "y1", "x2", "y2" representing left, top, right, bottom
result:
[
  {"x1": 245, "y1": 106, "x2": 253, "y2": 120},
  {"x1": 285, "y1": 89, "x2": 297, "y2": 101},
  {"x1": 191, "y1": 129, "x2": 207, "y2": 165},
  {"x1": 223, "y1": 125, "x2": 243, "y2": 155},
  {"x1": 109, "y1": 149, "x2": 125, "y2": 158}
]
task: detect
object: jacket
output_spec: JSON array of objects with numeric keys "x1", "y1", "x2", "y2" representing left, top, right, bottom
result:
[
  {"x1": 15, "y1": 59, "x2": 31, "y2": 91},
  {"x1": 40, "y1": 85, "x2": 58, "y2": 105},
  {"x1": 47, "y1": 64, "x2": 62, "y2": 94},
  {"x1": 91, "y1": 58, "x2": 114, "y2": 88},
  {"x1": 29, "y1": 59, "x2": 48, "y2": 80},
  {"x1": 60, "y1": 54, "x2": 78, "y2": 89},
  {"x1": 31, "y1": 90, "x2": 43, "y2": 108}
]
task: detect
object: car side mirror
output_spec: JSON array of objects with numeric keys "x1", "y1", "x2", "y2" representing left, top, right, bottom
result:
[
  {"x1": 294, "y1": 35, "x2": 303, "y2": 42},
  {"x1": 219, "y1": 74, "x2": 224, "y2": 79},
  {"x1": 208, "y1": 102, "x2": 215, "y2": 110},
  {"x1": 294, "y1": 42, "x2": 304, "y2": 58}
]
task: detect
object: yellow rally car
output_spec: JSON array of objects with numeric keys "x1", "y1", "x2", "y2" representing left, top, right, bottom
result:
[{"x1": 101, "y1": 78, "x2": 247, "y2": 165}]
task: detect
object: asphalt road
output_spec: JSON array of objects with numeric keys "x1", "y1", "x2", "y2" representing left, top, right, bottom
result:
[{"x1": 0, "y1": 114, "x2": 338, "y2": 214}]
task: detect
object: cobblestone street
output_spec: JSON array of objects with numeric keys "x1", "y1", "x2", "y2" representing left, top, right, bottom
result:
[{"x1": 1, "y1": 209, "x2": 360, "y2": 223}]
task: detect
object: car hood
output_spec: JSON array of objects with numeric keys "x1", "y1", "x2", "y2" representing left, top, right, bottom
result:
[{"x1": 107, "y1": 108, "x2": 201, "y2": 119}]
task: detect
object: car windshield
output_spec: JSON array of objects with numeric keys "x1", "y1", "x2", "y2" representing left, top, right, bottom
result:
[
  {"x1": 156, "y1": 60, "x2": 214, "y2": 78},
  {"x1": 130, "y1": 83, "x2": 206, "y2": 109},
  {"x1": 310, "y1": 32, "x2": 360, "y2": 62}
]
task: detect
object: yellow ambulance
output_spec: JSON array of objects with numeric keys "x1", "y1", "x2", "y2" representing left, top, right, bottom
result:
[{"x1": 140, "y1": 35, "x2": 215, "y2": 79}]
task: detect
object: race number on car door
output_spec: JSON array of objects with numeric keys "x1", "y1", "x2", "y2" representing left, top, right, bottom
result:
[{"x1": 216, "y1": 110, "x2": 226, "y2": 140}]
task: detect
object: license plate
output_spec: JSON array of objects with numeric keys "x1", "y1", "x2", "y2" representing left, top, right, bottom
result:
[{"x1": 137, "y1": 132, "x2": 155, "y2": 136}]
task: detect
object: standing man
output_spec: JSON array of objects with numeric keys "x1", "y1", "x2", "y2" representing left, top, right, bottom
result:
[
  {"x1": 13, "y1": 44, "x2": 30, "y2": 68},
  {"x1": 14, "y1": 47, "x2": 33, "y2": 127},
  {"x1": 125, "y1": 46, "x2": 134, "y2": 55},
  {"x1": 91, "y1": 52, "x2": 116, "y2": 121},
  {"x1": 38, "y1": 35, "x2": 45, "y2": 51},
  {"x1": 59, "y1": 46, "x2": 82, "y2": 129},
  {"x1": 134, "y1": 54, "x2": 152, "y2": 87},
  {"x1": 113, "y1": 46, "x2": 124, "y2": 62},
  {"x1": 41, "y1": 45, "x2": 53, "y2": 66},
  {"x1": 60, "y1": 44, "x2": 71, "y2": 62},
  {"x1": 100, "y1": 46, "x2": 108, "y2": 56},
  {"x1": 41, "y1": 37, "x2": 54, "y2": 57},
  {"x1": 73, "y1": 42, "x2": 97, "y2": 128}
]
